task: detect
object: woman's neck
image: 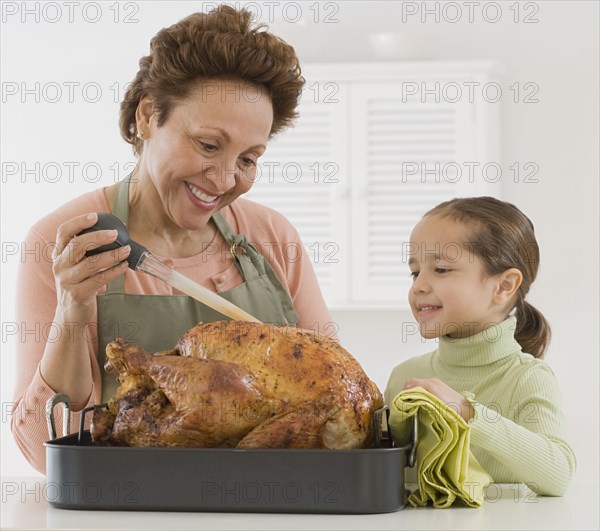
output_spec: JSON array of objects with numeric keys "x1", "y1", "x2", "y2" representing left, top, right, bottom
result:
[{"x1": 106, "y1": 171, "x2": 218, "y2": 259}]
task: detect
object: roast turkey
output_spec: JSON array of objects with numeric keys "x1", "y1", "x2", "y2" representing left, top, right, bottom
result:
[{"x1": 91, "y1": 321, "x2": 384, "y2": 449}]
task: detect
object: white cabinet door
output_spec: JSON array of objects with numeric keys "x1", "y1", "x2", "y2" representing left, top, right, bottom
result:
[
  {"x1": 244, "y1": 84, "x2": 350, "y2": 305},
  {"x1": 350, "y1": 79, "x2": 495, "y2": 306}
]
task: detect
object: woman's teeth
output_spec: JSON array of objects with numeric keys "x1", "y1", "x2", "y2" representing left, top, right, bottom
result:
[
  {"x1": 187, "y1": 182, "x2": 218, "y2": 203},
  {"x1": 420, "y1": 306, "x2": 440, "y2": 311}
]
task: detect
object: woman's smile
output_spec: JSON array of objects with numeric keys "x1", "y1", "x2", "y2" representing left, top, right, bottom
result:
[{"x1": 184, "y1": 181, "x2": 221, "y2": 211}]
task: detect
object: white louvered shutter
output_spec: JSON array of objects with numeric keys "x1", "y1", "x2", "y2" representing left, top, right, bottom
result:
[
  {"x1": 350, "y1": 79, "x2": 496, "y2": 305},
  {"x1": 244, "y1": 85, "x2": 350, "y2": 305},
  {"x1": 246, "y1": 64, "x2": 499, "y2": 309}
]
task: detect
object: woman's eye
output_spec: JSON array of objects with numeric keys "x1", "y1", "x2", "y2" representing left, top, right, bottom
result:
[
  {"x1": 199, "y1": 141, "x2": 217, "y2": 152},
  {"x1": 435, "y1": 268, "x2": 451, "y2": 274},
  {"x1": 409, "y1": 271, "x2": 419, "y2": 279}
]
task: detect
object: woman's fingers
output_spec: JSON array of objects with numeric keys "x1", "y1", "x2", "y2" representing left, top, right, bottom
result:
[
  {"x1": 55, "y1": 230, "x2": 122, "y2": 267},
  {"x1": 60, "y1": 245, "x2": 131, "y2": 286},
  {"x1": 51, "y1": 213, "x2": 132, "y2": 310},
  {"x1": 73, "y1": 259, "x2": 131, "y2": 294},
  {"x1": 70, "y1": 229, "x2": 120, "y2": 260},
  {"x1": 55, "y1": 259, "x2": 130, "y2": 316},
  {"x1": 52, "y1": 212, "x2": 124, "y2": 274},
  {"x1": 52, "y1": 212, "x2": 99, "y2": 259}
]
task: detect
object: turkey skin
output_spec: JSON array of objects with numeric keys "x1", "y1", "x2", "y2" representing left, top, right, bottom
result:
[{"x1": 91, "y1": 321, "x2": 384, "y2": 449}]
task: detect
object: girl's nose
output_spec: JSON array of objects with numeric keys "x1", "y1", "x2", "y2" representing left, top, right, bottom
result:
[{"x1": 411, "y1": 273, "x2": 431, "y2": 294}]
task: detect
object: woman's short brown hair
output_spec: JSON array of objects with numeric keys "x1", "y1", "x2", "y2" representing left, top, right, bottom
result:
[{"x1": 120, "y1": 5, "x2": 305, "y2": 155}]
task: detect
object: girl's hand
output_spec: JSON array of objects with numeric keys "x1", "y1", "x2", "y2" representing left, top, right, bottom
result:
[
  {"x1": 404, "y1": 377, "x2": 475, "y2": 422},
  {"x1": 51, "y1": 212, "x2": 131, "y2": 319}
]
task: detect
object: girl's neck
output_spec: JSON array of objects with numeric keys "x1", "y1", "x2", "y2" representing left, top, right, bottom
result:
[
  {"x1": 437, "y1": 316, "x2": 522, "y2": 368},
  {"x1": 444, "y1": 313, "x2": 511, "y2": 340}
]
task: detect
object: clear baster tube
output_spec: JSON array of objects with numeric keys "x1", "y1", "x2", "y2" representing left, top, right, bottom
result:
[{"x1": 135, "y1": 251, "x2": 262, "y2": 323}]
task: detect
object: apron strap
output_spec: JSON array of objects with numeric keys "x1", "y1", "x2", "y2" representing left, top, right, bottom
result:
[
  {"x1": 106, "y1": 175, "x2": 133, "y2": 293},
  {"x1": 212, "y1": 212, "x2": 264, "y2": 282},
  {"x1": 212, "y1": 212, "x2": 299, "y2": 325},
  {"x1": 112, "y1": 173, "x2": 131, "y2": 223}
]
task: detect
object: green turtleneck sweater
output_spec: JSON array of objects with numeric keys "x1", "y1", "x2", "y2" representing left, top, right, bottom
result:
[{"x1": 384, "y1": 316, "x2": 576, "y2": 496}]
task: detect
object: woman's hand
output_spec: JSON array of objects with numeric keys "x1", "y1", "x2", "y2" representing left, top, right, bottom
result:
[
  {"x1": 404, "y1": 377, "x2": 475, "y2": 422},
  {"x1": 51, "y1": 212, "x2": 131, "y2": 319}
]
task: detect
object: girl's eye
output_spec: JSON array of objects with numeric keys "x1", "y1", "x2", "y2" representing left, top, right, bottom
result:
[
  {"x1": 409, "y1": 271, "x2": 419, "y2": 279},
  {"x1": 435, "y1": 268, "x2": 451, "y2": 274},
  {"x1": 239, "y1": 157, "x2": 257, "y2": 168}
]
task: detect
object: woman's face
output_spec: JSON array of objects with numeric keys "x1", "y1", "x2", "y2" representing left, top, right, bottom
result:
[{"x1": 137, "y1": 79, "x2": 273, "y2": 230}]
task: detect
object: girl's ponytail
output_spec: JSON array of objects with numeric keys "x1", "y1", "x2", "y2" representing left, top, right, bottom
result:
[{"x1": 515, "y1": 298, "x2": 551, "y2": 359}]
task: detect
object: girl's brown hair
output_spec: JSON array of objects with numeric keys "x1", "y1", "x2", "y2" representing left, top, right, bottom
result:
[
  {"x1": 120, "y1": 5, "x2": 305, "y2": 155},
  {"x1": 425, "y1": 197, "x2": 551, "y2": 359}
]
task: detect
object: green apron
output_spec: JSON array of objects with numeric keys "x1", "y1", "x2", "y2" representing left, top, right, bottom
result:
[{"x1": 97, "y1": 176, "x2": 299, "y2": 402}]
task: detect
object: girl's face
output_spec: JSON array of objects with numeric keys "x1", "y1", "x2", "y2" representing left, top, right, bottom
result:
[
  {"x1": 137, "y1": 79, "x2": 273, "y2": 231},
  {"x1": 408, "y1": 215, "x2": 507, "y2": 339}
]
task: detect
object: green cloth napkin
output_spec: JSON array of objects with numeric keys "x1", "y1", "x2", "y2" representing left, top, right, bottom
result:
[{"x1": 389, "y1": 386, "x2": 493, "y2": 508}]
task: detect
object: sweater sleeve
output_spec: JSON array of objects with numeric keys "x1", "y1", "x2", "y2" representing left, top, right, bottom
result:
[
  {"x1": 465, "y1": 364, "x2": 576, "y2": 496},
  {"x1": 11, "y1": 227, "x2": 102, "y2": 474}
]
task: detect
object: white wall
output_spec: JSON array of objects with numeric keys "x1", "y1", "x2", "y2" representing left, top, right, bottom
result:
[{"x1": 1, "y1": 1, "x2": 598, "y2": 487}]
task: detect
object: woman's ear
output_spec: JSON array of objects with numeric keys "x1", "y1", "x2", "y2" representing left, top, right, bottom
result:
[
  {"x1": 493, "y1": 268, "x2": 523, "y2": 305},
  {"x1": 135, "y1": 95, "x2": 155, "y2": 136}
]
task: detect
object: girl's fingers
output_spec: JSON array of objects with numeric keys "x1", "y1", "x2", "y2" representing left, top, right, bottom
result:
[{"x1": 404, "y1": 378, "x2": 424, "y2": 390}]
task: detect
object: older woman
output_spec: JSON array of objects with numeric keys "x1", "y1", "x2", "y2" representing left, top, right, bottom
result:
[{"x1": 12, "y1": 6, "x2": 332, "y2": 473}]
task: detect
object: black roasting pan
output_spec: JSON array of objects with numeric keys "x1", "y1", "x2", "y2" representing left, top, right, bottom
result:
[{"x1": 44, "y1": 393, "x2": 416, "y2": 514}]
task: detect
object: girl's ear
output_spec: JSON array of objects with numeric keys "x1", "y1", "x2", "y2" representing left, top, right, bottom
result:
[{"x1": 493, "y1": 268, "x2": 523, "y2": 305}]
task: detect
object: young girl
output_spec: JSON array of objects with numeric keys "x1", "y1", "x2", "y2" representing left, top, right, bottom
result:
[{"x1": 385, "y1": 197, "x2": 576, "y2": 496}]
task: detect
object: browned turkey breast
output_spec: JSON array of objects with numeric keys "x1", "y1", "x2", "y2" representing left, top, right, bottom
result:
[{"x1": 91, "y1": 321, "x2": 383, "y2": 449}]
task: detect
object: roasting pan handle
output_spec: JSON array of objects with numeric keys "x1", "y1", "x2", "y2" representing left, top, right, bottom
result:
[
  {"x1": 373, "y1": 406, "x2": 417, "y2": 467},
  {"x1": 373, "y1": 406, "x2": 391, "y2": 448},
  {"x1": 78, "y1": 403, "x2": 108, "y2": 445},
  {"x1": 406, "y1": 413, "x2": 417, "y2": 468},
  {"x1": 46, "y1": 393, "x2": 71, "y2": 440}
]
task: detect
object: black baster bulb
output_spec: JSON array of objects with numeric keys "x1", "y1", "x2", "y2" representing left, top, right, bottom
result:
[{"x1": 76, "y1": 212, "x2": 148, "y2": 270}]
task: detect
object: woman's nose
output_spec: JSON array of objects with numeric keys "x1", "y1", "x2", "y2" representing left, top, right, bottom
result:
[{"x1": 203, "y1": 160, "x2": 238, "y2": 191}]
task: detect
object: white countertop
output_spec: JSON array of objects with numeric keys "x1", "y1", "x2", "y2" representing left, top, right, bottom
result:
[{"x1": 1, "y1": 477, "x2": 598, "y2": 530}]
